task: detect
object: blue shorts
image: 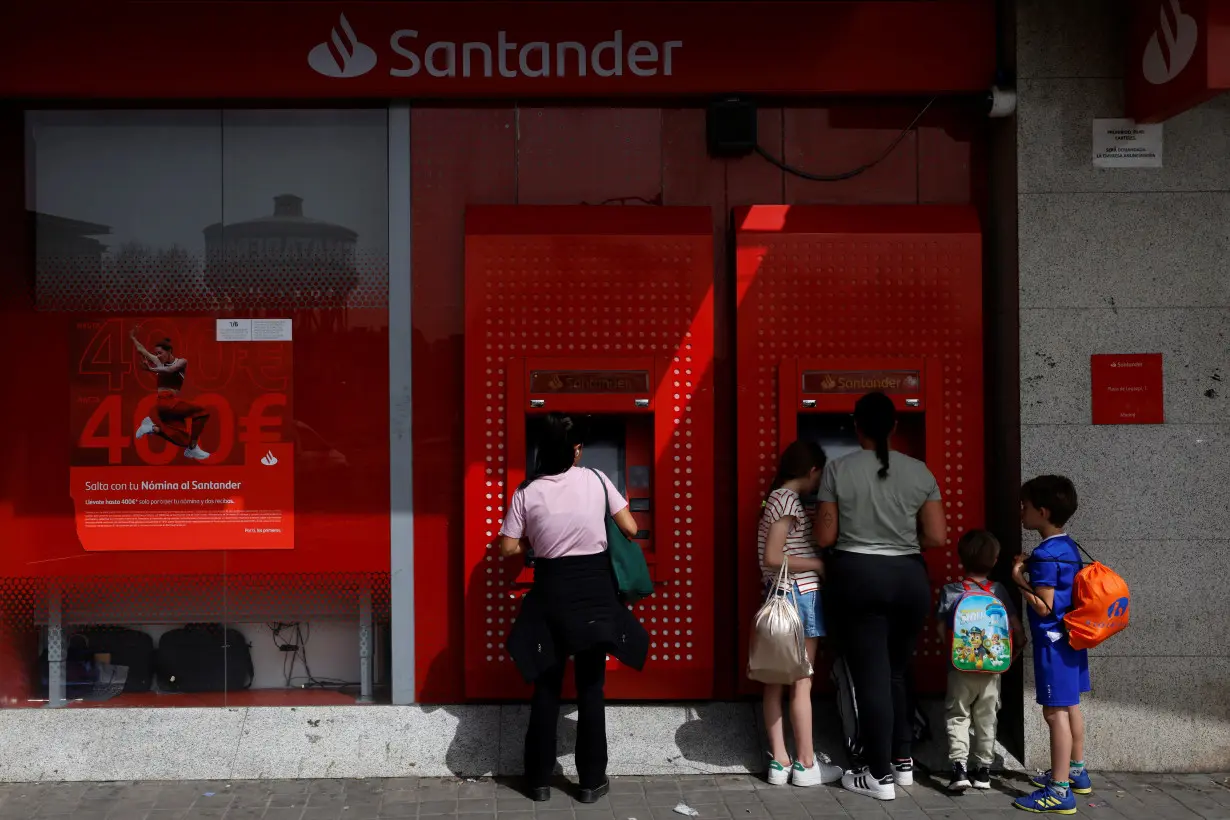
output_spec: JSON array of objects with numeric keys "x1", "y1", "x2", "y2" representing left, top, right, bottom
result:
[
  {"x1": 1033, "y1": 633, "x2": 1091, "y2": 707},
  {"x1": 766, "y1": 582, "x2": 825, "y2": 639}
]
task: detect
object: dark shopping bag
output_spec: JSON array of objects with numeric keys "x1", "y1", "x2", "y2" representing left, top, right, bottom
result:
[
  {"x1": 37, "y1": 633, "x2": 98, "y2": 699},
  {"x1": 78, "y1": 627, "x2": 156, "y2": 693},
  {"x1": 588, "y1": 468, "x2": 654, "y2": 604}
]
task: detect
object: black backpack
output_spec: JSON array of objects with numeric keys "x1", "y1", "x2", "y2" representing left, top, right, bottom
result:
[
  {"x1": 831, "y1": 654, "x2": 931, "y2": 768},
  {"x1": 157, "y1": 624, "x2": 254, "y2": 693}
]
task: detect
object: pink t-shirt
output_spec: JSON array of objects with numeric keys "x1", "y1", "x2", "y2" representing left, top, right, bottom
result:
[{"x1": 500, "y1": 467, "x2": 629, "y2": 559}]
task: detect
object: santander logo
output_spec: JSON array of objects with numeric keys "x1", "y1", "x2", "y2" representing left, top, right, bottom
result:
[
  {"x1": 308, "y1": 14, "x2": 682, "y2": 80},
  {"x1": 1142, "y1": 0, "x2": 1198, "y2": 85},
  {"x1": 308, "y1": 14, "x2": 378, "y2": 78}
]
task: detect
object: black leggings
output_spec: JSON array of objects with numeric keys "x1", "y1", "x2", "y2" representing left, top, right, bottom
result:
[
  {"x1": 523, "y1": 646, "x2": 608, "y2": 789},
  {"x1": 827, "y1": 550, "x2": 932, "y2": 779}
]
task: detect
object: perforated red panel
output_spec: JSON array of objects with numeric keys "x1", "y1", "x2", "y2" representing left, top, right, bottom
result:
[
  {"x1": 735, "y1": 205, "x2": 983, "y2": 695},
  {"x1": 463, "y1": 205, "x2": 715, "y2": 700}
]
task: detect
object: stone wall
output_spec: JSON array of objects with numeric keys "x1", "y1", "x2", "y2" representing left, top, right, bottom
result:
[{"x1": 1017, "y1": 0, "x2": 1230, "y2": 771}]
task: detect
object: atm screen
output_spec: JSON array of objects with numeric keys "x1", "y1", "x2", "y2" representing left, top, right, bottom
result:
[
  {"x1": 798, "y1": 413, "x2": 862, "y2": 465},
  {"x1": 798, "y1": 412, "x2": 928, "y2": 465},
  {"x1": 526, "y1": 415, "x2": 627, "y2": 495}
]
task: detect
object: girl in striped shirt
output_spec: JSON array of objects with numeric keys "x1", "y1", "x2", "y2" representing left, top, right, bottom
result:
[{"x1": 758, "y1": 440, "x2": 842, "y2": 787}]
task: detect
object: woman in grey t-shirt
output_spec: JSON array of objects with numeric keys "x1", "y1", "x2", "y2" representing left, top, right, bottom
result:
[{"x1": 815, "y1": 392, "x2": 947, "y2": 802}]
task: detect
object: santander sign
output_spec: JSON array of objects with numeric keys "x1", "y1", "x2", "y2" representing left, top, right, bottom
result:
[{"x1": 308, "y1": 14, "x2": 683, "y2": 80}]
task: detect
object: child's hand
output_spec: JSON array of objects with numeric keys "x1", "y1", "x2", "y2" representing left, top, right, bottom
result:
[{"x1": 1011, "y1": 554, "x2": 1028, "y2": 580}]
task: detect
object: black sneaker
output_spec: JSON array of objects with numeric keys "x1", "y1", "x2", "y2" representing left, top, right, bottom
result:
[
  {"x1": 972, "y1": 765, "x2": 992, "y2": 790},
  {"x1": 578, "y1": 780, "x2": 609, "y2": 804},
  {"x1": 947, "y1": 762, "x2": 972, "y2": 792}
]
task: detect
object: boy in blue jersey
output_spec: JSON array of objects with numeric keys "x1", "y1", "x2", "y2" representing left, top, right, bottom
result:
[{"x1": 1011, "y1": 475, "x2": 1090, "y2": 815}]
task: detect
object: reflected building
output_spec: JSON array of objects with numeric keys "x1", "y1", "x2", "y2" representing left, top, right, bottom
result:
[
  {"x1": 31, "y1": 211, "x2": 111, "y2": 311},
  {"x1": 204, "y1": 194, "x2": 359, "y2": 315}
]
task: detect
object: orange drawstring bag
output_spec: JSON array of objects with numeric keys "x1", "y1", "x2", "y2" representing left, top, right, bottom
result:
[{"x1": 1063, "y1": 553, "x2": 1131, "y2": 651}]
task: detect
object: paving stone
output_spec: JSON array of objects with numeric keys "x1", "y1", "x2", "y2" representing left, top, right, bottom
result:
[
  {"x1": 0, "y1": 775, "x2": 1221, "y2": 820},
  {"x1": 262, "y1": 809, "x2": 306, "y2": 820}
]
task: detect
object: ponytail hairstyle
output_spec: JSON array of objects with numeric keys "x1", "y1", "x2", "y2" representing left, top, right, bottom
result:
[
  {"x1": 853, "y1": 391, "x2": 896, "y2": 480},
  {"x1": 764, "y1": 440, "x2": 826, "y2": 505},
  {"x1": 530, "y1": 413, "x2": 582, "y2": 480}
]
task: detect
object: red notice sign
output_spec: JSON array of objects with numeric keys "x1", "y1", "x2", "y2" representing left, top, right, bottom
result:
[{"x1": 1090, "y1": 354, "x2": 1165, "y2": 425}]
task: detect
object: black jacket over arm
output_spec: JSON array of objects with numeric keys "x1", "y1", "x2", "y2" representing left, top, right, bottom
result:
[{"x1": 506, "y1": 552, "x2": 649, "y2": 684}]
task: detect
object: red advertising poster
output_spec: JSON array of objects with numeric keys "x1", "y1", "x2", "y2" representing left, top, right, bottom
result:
[
  {"x1": 1090, "y1": 353, "x2": 1165, "y2": 425},
  {"x1": 70, "y1": 317, "x2": 295, "y2": 551}
]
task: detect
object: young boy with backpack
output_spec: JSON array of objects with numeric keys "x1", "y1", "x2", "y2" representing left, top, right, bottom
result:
[
  {"x1": 936, "y1": 530, "x2": 1025, "y2": 792},
  {"x1": 1012, "y1": 475, "x2": 1091, "y2": 815}
]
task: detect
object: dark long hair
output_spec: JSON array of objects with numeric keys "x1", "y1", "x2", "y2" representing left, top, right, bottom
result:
[
  {"x1": 531, "y1": 413, "x2": 581, "y2": 479},
  {"x1": 765, "y1": 440, "x2": 826, "y2": 504},
  {"x1": 854, "y1": 392, "x2": 896, "y2": 480}
]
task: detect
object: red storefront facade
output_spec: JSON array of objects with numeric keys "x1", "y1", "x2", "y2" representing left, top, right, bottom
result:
[{"x1": 0, "y1": 1, "x2": 1006, "y2": 711}]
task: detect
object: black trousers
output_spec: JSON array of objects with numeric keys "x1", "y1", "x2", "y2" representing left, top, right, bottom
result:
[
  {"x1": 827, "y1": 550, "x2": 932, "y2": 780},
  {"x1": 523, "y1": 646, "x2": 608, "y2": 789}
]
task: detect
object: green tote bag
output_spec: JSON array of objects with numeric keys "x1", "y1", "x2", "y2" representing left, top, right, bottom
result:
[{"x1": 588, "y1": 468, "x2": 654, "y2": 604}]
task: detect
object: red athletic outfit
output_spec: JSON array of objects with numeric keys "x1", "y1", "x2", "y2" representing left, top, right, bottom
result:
[{"x1": 152, "y1": 364, "x2": 205, "y2": 447}]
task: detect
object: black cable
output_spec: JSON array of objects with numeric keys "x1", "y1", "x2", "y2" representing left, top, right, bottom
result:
[
  {"x1": 267, "y1": 620, "x2": 362, "y2": 690},
  {"x1": 754, "y1": 97, "x2": 936, "y2": 183}
]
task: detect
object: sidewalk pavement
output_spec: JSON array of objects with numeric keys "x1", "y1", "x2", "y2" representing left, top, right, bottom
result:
[{"x1": 2, "y1": 772, "x2": 1229, "y2": 820}]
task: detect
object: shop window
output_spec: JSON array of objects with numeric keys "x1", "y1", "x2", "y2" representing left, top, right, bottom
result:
[{"x1": 1, "y1": 110, "x2": 391, "y2": 708}]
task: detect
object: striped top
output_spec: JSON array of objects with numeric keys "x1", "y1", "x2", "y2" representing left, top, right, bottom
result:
[{"x1": 758, "y1": 488, "x2": 822, "y2": 594}]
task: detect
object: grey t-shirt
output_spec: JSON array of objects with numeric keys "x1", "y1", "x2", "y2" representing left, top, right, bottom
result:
[
  {"x1": 817, "y1": 449, "x2": 941, "y2": 556},
  {"x1": 936, "y1": 579, "x2": 1019, "y2": 627}
]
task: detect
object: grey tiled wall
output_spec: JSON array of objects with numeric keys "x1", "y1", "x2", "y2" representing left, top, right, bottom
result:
[{"x1": 1017, "y1": 0, "x2": 1230, "y2": 771}]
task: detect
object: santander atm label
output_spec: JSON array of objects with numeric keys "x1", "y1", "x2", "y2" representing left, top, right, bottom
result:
[{"x1": 308, "y1": 13, "x2": 683, "y2": 80}]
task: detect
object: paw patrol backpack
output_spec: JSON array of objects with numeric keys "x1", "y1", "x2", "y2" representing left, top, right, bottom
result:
[{"x1": 950, "y1": 580, "x2": 1013, "y2": 674}]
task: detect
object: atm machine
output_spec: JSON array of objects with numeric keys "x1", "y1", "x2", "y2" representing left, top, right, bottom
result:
[
  {"x1": 735, "y1": 204, "x2": 984, "y2": 695},
  {"x1": 505, "y1": 359, "x2": 668, "y2": 586},
  {"x1": 462, "y1": 205, "x2": 716, "y2": 701}
]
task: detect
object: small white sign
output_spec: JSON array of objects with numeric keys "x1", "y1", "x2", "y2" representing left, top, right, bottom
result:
[
  {"x1": 216, "y1": 318, "x2": 251, "y2": 342},
  {"x1": 1092, "y1": 118, "x2": 1163, "y2": 168},
  {"x1": 252, "y1": 319, "x2": 293, "y2": 342},
  {"x1": 216, "y1": 318, "x2": 293, "y2": 342}
]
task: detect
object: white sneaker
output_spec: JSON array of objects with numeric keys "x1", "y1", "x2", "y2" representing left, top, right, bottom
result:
[
  {"x1": 135, "y1": 417, "x2": 155, "y2": 439},
  {"x1": 184, "y1": 446, "x2": 210, "y2": 461},
  {"x1": 791, "y1": 756, "x2": 843, "y2": 787},
  {"x1": 766, "y1": 759, "x2": 790, "y2": 786},
  {"x1": 841, "y1": 767, "x2": 895, "y2": 801},
  {"x1": 892, "y1": 758, "x2": 914, "y2": 787}
]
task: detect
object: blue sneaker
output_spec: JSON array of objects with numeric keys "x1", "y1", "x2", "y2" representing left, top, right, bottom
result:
[
  {"x1": 1013, "y1": 784, "x2": 1077, "y2": 815},
  {"x1": 1030, "y1": 767, "x2": 1092, "y2": 795}
]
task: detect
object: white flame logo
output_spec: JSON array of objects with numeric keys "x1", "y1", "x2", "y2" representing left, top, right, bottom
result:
[
  {"x1": 261, "y1": 451, "x2": 279, "y2": 467},
  {"x1": 1142, "y1": 0, "x2": 1198, "y2": 86},
  {"x1": 308, "y1": 14, "x2": 378, "y2": 79}
]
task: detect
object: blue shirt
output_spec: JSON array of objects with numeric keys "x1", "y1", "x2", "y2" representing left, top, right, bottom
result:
[{"x1": 1025, "y1": 534, "x2": 1082, "y2": 638}]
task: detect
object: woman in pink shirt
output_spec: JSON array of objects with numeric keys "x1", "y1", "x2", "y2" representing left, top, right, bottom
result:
[{"x1": 500, "y1": 414, "x2": 649, "y2": 804}]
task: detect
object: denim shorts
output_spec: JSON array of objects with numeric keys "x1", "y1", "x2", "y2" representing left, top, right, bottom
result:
[{"x1": 765, "y1": 581, "x2": 825, "y2": 639}]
